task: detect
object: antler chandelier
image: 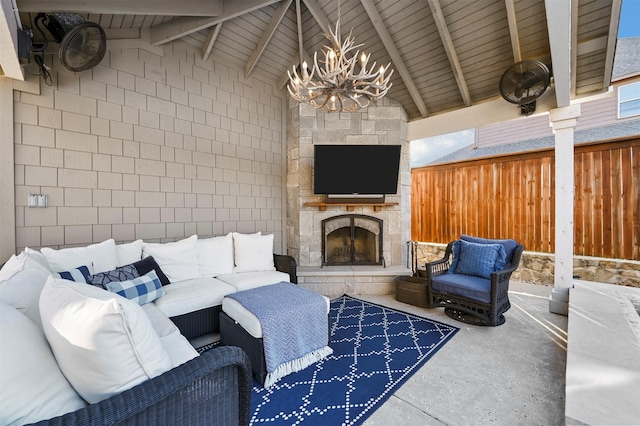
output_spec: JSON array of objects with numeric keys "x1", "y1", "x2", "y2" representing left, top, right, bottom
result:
[{"x1": 287, "y1": 18, "x2": 393, "y2": 112}]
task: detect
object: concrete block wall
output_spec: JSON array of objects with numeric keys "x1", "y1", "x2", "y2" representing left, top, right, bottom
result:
[{"x1": 10, "y1": 41, "x2": 286, "y2": 255}]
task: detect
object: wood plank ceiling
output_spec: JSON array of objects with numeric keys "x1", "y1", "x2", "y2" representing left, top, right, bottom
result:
[{"x1": 13, "y1": 0, "x2": 621, "y2": 122}]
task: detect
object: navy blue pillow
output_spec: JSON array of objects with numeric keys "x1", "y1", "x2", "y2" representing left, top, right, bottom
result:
[
  {"x1": 448, "y1": 240, "x2": 462, "y2": 273},
  {"x1": 132, "y1": 256, "x2": 171, "y2": 286},
  {"x1": 87, "y1": 264, "x2": 140, "y2": 289},
  {"x1": 452, "y1": 240, "x2": 506, "y2": 279}
]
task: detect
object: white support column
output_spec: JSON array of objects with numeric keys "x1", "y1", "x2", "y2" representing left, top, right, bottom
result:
[
  {"x1": 548, "y1": 104, "x2": 581, "y2": 315},
  {"x1": 0, "y1": 77, "x2": 16, "y2": 262}
]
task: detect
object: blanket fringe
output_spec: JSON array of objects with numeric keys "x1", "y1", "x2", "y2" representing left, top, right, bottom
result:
[{"x1": 264, "y1": 346, "x2": 333, "y2": 388}]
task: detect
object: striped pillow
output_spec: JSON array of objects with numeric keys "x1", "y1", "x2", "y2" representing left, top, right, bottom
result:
[
  {"x1": 104, "y1": 271, "x2": 165, "y2": 305},
  {"x1": 58, "y1": 266, "x2": 91, "y2": 283}
]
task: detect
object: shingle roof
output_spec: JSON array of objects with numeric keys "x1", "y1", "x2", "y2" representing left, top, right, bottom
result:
[
  {"x1": 612, "y1": 37, "x2": 640, "y2": 80},
  {"x1": 428, "y1": 119, "x2": 640, "y2": 165}
]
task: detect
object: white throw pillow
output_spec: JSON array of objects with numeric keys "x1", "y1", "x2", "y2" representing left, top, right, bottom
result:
[
  {"x1": 0, "y1": 248, "x2": 54, "y2": 328},
  {"x1": 116, "y1": 239, "x2": 144, "y2": 266},
  {"x1": 197, "y1": 233, "x2": 234, "y2": 276},
  {"x1": 39, "y1": 276, "x2": 172, "y2": 404},
  {"x1": 233, "y1": 233, "x2": 276, "y2": 273},
  {"x1": 142, "y1": 235, "x2": 202, "y2": 283},
  {"x1": 0, "y1": 303, "x2": 86, "y2": 425},
  {"x1": 41, "y1": 239, "x2": 119, "y2": 274}
]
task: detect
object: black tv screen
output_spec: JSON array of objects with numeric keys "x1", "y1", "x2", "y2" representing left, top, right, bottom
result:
[{"x1": 313, "y1": 145, "x2": 402, "y2": 195}]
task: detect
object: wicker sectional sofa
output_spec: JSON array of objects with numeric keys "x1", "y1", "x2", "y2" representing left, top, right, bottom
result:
[{"x1": 0, "y1": 232, "x2": 295, "y2": 425}]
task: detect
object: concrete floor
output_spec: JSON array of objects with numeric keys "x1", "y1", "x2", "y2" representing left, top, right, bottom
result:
[{"x1": 360, "y1": 281, "x2": 568, "y2": 426}]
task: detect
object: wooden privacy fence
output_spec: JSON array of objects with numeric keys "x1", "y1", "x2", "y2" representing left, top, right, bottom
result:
[{"x1": 411, "y1": 138, "x2": 640, "y2": 260}]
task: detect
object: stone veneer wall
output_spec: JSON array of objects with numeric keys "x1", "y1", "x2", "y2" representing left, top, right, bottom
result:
[
  {"x1": 415, "y1": 242, "x2": 640, "y2": 288},
  {"x1": 285, "y1": 97, "x2": 411, "y2": 268},
  {"x1": 8, "y1": 40, "x2": 286, "y2": 257}
]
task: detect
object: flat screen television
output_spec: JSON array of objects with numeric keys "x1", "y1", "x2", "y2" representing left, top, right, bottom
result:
[{"x1": 313, "y1": 144, "x2": 402, "y2": 195}]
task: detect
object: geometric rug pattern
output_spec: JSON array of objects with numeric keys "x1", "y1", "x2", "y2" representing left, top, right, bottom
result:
[{"x1": 249, "y1": 295, "x2": 459, "y2": 425}]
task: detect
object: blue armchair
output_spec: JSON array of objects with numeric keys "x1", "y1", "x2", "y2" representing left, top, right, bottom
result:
[{"x1": 426, "y1": 235, "x2": 524, "y2": 326}]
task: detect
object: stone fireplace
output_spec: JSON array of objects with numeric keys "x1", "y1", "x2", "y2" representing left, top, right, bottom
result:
[
  {"x1": 285, "y1": 98, "x2": 412, "y2": 296},
  {"x1": 322, "y1": 215, "x2": 383, "y2": 266}
]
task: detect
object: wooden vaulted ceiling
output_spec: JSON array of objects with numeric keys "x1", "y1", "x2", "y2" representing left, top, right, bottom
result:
[{"x1": 10, "y1": 0, "x2": 622, "y2": 122}]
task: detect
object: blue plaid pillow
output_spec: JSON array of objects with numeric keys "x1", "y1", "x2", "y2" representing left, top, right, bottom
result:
[
  {"x1": 58, "y1": 265, "x2": 91, "y2": 283},
  {"x1": 453, "y1": 240, "x2": 506, "y2": 279},
  {"x1": 104, "y1": 270, "x2": 165, "y2": 305}
]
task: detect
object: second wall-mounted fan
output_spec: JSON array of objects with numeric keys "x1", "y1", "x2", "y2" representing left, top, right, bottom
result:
[{"x1": 499, "y1": 60, "x2": 551, "y2": 116}]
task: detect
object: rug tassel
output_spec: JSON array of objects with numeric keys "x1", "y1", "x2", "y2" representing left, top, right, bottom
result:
[{"x1": 264, "y1": 346, "x2": 333, "y2": 388}]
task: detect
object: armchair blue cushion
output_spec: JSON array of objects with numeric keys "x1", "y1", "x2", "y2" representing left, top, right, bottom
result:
[
  {"x1": 431, "y1": 274, "x2": 491, "y2": 303},
  {"x1": 451, "y1": 240, "x2": 506, "y2": 279},
  {"x1": 461, "y1": 234, "x2": 517, "y2": 266}
]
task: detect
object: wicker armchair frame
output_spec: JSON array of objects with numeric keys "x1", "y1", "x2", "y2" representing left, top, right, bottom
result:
[
  {"x1": 426, "y1": 241, "x2": 525, "y2": 326},
  {"x1": 31, "y1": 346, "x2": 252, "y2": 426}
]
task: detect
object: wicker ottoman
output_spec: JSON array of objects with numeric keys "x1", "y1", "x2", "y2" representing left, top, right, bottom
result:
[{"x1": 219, "y1": 284, "x2": 330, "y2": 384}]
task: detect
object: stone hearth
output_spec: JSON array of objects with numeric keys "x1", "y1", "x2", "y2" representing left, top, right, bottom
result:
[{"x1": 285, "y1": 99, "x2": 412, "y2": 296}]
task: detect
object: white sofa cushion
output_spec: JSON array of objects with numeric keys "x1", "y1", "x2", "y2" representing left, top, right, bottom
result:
[
  {"x1": 41, "y1": 239, "x2": 119, "y2": 274},
  {"x1": 39, "y1": 276, "x2": 172, "y2": 404},
  {"x1": 153, "y1": 277, "x2": 236, "y2": 318},
  {"x1": 217, "y1": 270, "x2": 290, "y2": 292},
  {"x1": 116, "y1": 239, "x2": 144, "y2": 266},
  {"x1": 0, "y1": 248, "x2": 54, "y2": 328},
  {"x1": 197, "y1": 233, "x2": 234, "y2": 276},
  {"x1": 0, "y1": 303, "x2": 86, "y2": 425},
  {"x1": 233, "y1": 233, "x2": 276, "y2": 273},
  {"x1": 141, "y1": 303, "x2": 199, "y2": 368},
  {"x1": 142, "y1": 235, "x2": 202, "y2": 282}
]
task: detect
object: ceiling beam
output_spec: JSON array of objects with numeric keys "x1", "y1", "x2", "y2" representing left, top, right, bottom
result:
[
  {"x1": 360, "y1": 0, "x2": 429, "y2": 117},
  {"x1": 0, "y1": 0, "x2": 23, "y2": 80},
  {"x1": 301, "y1": 0, "x2": 331, "y2": 32},
  {"x1": 408, "y1": 89, "x2": 557, "y2": 140},
  {"x1": 16, "y1": 0, "x2": 223, "y2": 16},
  {"x1": 149, "y1": 0, "x2": 280, "y2": 45},
  {"x1": 544, "y1": 0, "x2": 571, "y2": 107},
  {"x1": 504, "y1": 0, "x2": 521, "y2": 62},
  {"x1": 427, "y1": 0, "x2": 472, "y2": 107},
  {"x1": 201, "y1": 23, "x2": 221, "y2": 62},
  {"x1": 602, "y1": 0, "x2": 622, "y2": 89},
  {"x1": 244, "y1": 0, "x2": 292, "y2": 79}
]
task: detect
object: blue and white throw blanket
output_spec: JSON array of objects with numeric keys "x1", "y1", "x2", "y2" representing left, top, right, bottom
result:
[{"x1": 226, "y1": 282, "x2": 333, "y2": 387}]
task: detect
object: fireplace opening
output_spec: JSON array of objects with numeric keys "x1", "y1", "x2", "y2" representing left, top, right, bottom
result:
[{"x1": 322, "y1": 214, "x2": 383, "y2": 266}]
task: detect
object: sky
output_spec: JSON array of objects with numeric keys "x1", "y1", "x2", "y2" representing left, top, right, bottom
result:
[
  {"x1": 618, "y1": 0, "x2": 640, "y2": 38},
  {"x1": 410, "y1": 0, "x2": 640, "y2": 169}
]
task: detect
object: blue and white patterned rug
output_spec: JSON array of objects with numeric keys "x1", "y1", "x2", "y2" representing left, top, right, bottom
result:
[{"x1": 249, "y1": 295, "x2": 459, "y2": 425}]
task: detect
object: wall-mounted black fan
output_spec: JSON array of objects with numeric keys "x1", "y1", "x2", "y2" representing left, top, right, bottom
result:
[
  {"x1": 499, "y1": 60, "x2": 551, "y2": 116},
  {"x1": 34, "y1": 12, "x2": 107, "y2": 72},
  {"x1": 20, "y1": 12, "x2": 106, "y2": 84}
]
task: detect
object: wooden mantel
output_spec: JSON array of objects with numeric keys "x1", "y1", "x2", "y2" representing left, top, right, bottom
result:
[{"x1": 304, "y1": 202, "x2": 399, "y2": 212}]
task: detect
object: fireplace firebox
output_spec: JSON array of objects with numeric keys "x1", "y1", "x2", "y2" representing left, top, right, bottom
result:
[{"x1": 322, "y1": 214, "x2": 383, "y2": 266}]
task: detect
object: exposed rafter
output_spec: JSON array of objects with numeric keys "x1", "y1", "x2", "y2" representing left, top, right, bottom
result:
[
  {"x1": 149, "y1": 0, "x2": 280, "y2": 45},
  {"x1": 201, "y1": 23, "x2": 221, "y2": 62},
  {"x1": 427, "y1": 0, "x2": 471, "y2": 107},
  {"x1": 295, "y1": 0, "x2": 303, "y2": 64},
  {"x1": 16, "y1": 0, "x2": 223, "y2": 16},
  {"x1": 504, "y1": 0, "x2": 521, "y2": 62},
  {"x1": 245, "y1": 0, "x2": 292, "y2": 79},
  {"x1": 360, "y1": 0, "x2": 429, "y2": 117},
  {"x1": 301, "y1": 0, "x2": 332, "y2": 32}
]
